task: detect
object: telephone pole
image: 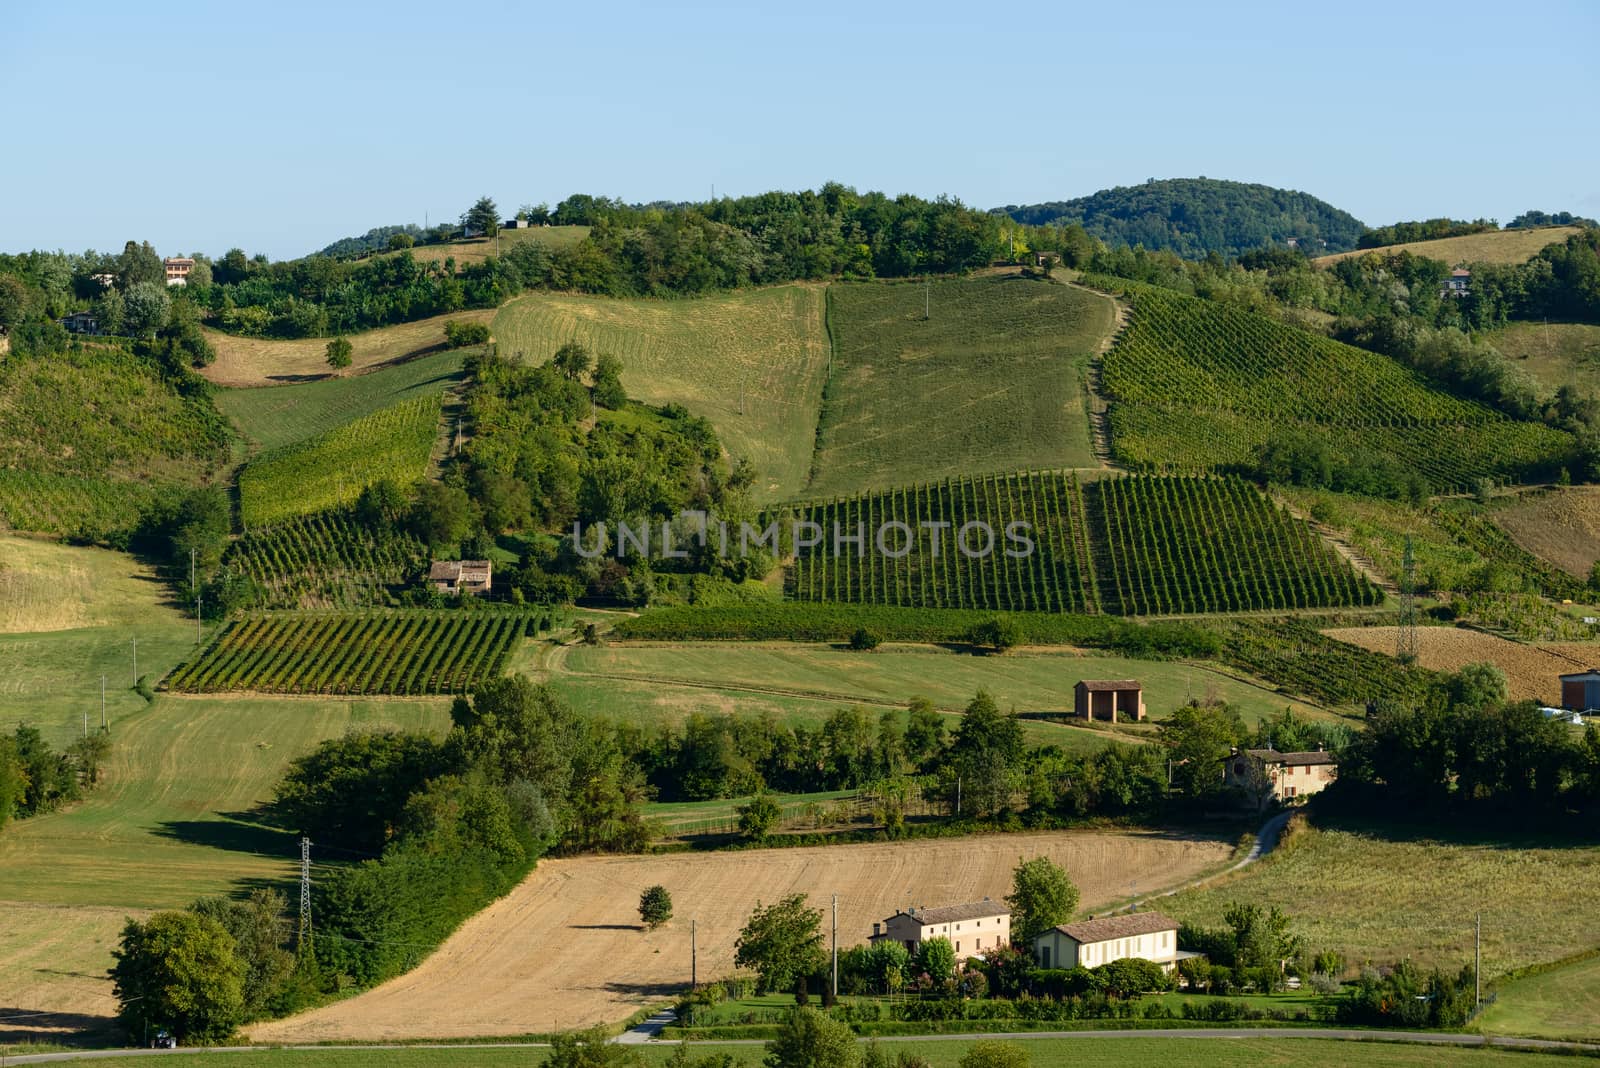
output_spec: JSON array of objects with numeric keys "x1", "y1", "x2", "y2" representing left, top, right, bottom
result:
[
  {"x1": 924, "y1": 278, "x2": 931, "y2": 320},
  {"x1": 131, "y1": 637, "x2": 138, "y2": 687},
  {"x1": 100, "y1": 675, "x2": 107, "y2": 730},
  {"x1": 196, "y1": 591, "x2": 202, "y2": 645},
  {"x1": 690, "y1": 918, "x2": 698, "y2": 990},
  {"x1": 1475, "y1": 912, "x2": 1482, "y2": 1007},
  {"x1": 831, "y1": 894, "x2": 839, "y2": 999},
  {"x1": 298, "y1": 838, "x2": 313, "y2": 957}
]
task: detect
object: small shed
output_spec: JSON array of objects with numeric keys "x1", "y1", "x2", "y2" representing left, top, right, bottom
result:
[
  {"x1": 1074, "y1": 679, "x2": 1144, "y2": 722},
  {"x1": 429, "y1": 559, "x2": 492, "y2": 596},
  {"x1": 1559, "y1": 669, "x2": 1600, "y2": 713}
]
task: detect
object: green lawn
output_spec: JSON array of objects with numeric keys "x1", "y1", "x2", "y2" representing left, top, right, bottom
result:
[
  {"x1": 4, "y1": 1038, "x2": 1584, "y2": 1067},
  {"x1": 809, "y1": 277, "x2": 1114, "y2": 497},
  {"x1": 215, "y1": 349, "x2": 465, "y2": 453},
  {"x1": 557, "y1": 642, "x2": 1335, "y2": 728},
  {"x1": 493, "y1": 286, "x2": 830, "y2": 501},
  {"x1": 1163, "y1": 815, "x2": 1600, "y2": 979},
  {"x1": 1476, "y1": 952, "x2": 1600, "y2": 1042}
]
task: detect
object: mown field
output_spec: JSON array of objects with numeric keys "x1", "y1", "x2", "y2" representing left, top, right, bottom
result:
[
  {"x1": 201, "y1": 308, "x2": 495, "y2": 388},
  {"x1": 248, "y1": 830, "x2": 1234, "y2": 1042},
  {"x1": 1313, "y1": 225, "x2": 1583, "y2": 266},
  {"x1": 165, "y1": 609, "x2": 536, "y2": 695},
  {"x1": 0, "y1": 694, "x2": 450, "y2": 1032},
  {"x1": 808, "y1": 278, "x2": 1114, "y2": 497},
  {"x1": 1094, "y1": 280, "x2": 1573, "y2": 492},
  {"x1": 0, "y1": 535, "x2": 178, "y2": 635},
  {"x1": 1491, "y1": 486, "x2": 1600, "y2": 581},
  {"x1": 1487, "y1": 319, "x2": 1600, "y2": 396},
  {"x1": 9, "y1": 1039, "x2": 1584, "y2": 1068},
  {"x1": 1164, "y1": 816, "x2": 1600, "y2": 979},
  {"x1": 216, "y1": 348, "x2": 466, "y2": 453},
  {"x1": 557, "y1": 642, "x2": 1334, "y2": 728},
  {"x1": 375, "y1": 223, "x2": 591, "y2": 267},
  {"x1": 237, "y1": 394, "x2": 441, "y2": 526},
  {"x1": 1476, "y1": 952, "x2": 1600, "y2": 1043},
  {"x1": 492, "y1": 285, "x2": 829, "y2": 500}
]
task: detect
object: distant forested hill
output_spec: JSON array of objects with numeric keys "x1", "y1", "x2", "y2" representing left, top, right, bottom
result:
[{"x1": 999, "y1": 177, "x2": 1365, "y2": 258}]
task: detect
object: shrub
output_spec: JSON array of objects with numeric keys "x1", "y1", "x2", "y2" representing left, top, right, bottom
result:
[
  {"x1": 958, "y1": 1040, "x2": 1030, "y2": 1068},
  {"x1": 325, "y1": 336, "x2": 353, "y2": 369},
  {"x1": 848, "y1": 627, "x2": 882, "y2": 651},
  {"x1": 638, "y1": 885, "x2": 672, "y2": 929},
  {"x1": 443, "y1": 320, "x2": 491, "y2": 348}
]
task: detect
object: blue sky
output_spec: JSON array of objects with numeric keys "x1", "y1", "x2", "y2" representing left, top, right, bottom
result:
[{"x1": 3, "y1": 0, "x2": 1596, "y2": 260}]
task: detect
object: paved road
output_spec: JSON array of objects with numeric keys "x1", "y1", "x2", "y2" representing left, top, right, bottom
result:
[
  {"x1": 8, "y1": 1028, "x2": 1599, "y2": 1063},
  {"x1": 613, "y1": 1008, "x2": 677, "y2": 1044}
]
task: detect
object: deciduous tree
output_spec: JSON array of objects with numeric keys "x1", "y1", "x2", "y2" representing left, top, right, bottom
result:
[
  {"x1": 736, "y1": 894, "x2": 826, "y2": 993},
  {"x1": 1005, "y1": 856, "x2": 1079, "y2": 944},
  {"x1": 111, "y1": 911, "x2": 245, "y2": 1044}
]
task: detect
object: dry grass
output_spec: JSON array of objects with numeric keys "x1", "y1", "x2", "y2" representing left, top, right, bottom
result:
[
  {"x1": 200, "y1": 309, "x2": 495, "y2": 388},
  {"x1": 376, "y1": 225, "x2": 590, "y2": 268},
  {"x1": 1323, "y1": 626, "x2": 1584, "y2": 703},
  {"x1": 1486, "y1": 320, "x2": 1600, "y2": 396},
  {"x1": 248, "y1": 829, "x2": 1233, "y2": 1041},
  {"x1": 1491, "y1": 487, "x2": 1600, "y2": 580},
  {"x1": 0, "y1": 535, "x2": 172, "y2": 634},
  {"x1": 1314, "y1": 226, "x2": 1582, "y2": 267}
]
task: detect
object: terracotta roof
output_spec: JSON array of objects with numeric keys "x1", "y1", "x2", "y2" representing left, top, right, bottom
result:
[
  {"x1": 1076, "y1": 679, "x2": 1141, "y2": 692},
  {"x1": 901, "y1": 900, "x2": 1008, "y2": 925},
  {"x1": 1229, "y1": 748, "x2": 1336, "y2": 767},
  {"x1": 1052, "y1": 911, "x2": 1178, "y2": 944},
  {"x1": 1450, "y1": 268, "x2": 1471, "y2": 277}
]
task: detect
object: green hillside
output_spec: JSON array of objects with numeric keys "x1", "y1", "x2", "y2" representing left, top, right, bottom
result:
[
  {"x1": 216, "y1": 348, "x2": 465, "y2": 452},
  {"x1": 1094, "y1": 280, "x2": 1574, "y2": 491},
  {"x1": 808, "y1": 277, "x2": 1114, "y2": 497},
  {"x1": 0, "y1": 347, "x2": 229, "y2": 535},
  {"x1": 1001, "y1": 177, "x2": 1365, "y2": 257},
  {"x1": 492, "y1": 285, "x2": 829, "y2": 500}
]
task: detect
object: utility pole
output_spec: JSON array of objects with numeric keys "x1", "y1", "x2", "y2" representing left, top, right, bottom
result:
[
  {"x1": 956, "y1": 776, "x2": 962, "y2": 816},
  {"x1": 196, "y1": 591, "x2": 202, "y2": 645},
  {"x1": 831, "y1": 894, "x2": 839, "y2": 1000},
  {"x1": 100, "y1": 675, "x2": 107, "y2": 730},
  {"x1": 82, "y1": 711, "x2": 88, "y2": 739},
  {"x1": 924, "y1": 278, "x2": 931, "y2": 320},
  {"x1": 690, "y1": 918, "x2": 698, "y2": 990},
  {"x1": 132, "y1": 637, "x2": 137, "y2": 687},
  {"x1": 298, "y1": 838, "x2": 313, "y2": 957},
  {"x1": 1475, "y1": 912, "x2": 1482, "y2": 1007},
  {"x1": 190, "y1": 547, "x2": 195, "y2": 594}
]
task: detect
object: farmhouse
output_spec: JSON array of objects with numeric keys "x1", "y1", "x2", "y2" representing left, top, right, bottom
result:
[
  {"x1": 1442, "y1": 267, "x2": 1471, "y2": 297},
  {"x1": 1222, "y1": 746, "x2": 1338, "y2": 804},
  {"x1": 58, "y1": 310, "x2": 101, "y2": 335},
  {"x1": 429, "y1": 559, "x2": 492, "y2": 596},
  {"x1": 869, "y1": 899, "x2": 1009, "y2": 958},
  {"x1": 1073, "y1": 679, "x2": 1144, "y2": 722},
  {"x1": 1560, "y1": 669, "x2": 1600, "y2": 713},
  {"x1": 164, "y1": 257, "x2": 195, "y2": 286},
  {"x1": 1033, "y1": 910, "x2": 1186, "y2": 972}
]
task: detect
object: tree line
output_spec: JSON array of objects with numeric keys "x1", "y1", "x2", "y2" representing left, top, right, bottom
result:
[{"x1": 0, "y1": 724, "x2": 111, "y2": 831}]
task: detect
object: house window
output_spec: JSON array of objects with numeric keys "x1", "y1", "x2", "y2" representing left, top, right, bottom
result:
[{"x1": 956, "y1": 942, "x2": 961, "y2": 953}]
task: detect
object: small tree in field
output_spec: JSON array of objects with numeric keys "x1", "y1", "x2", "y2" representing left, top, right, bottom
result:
[
  {"x1": 848, "y1": 627, "x2": 881, "y2": 651},
  {"x1": 738, "y1": 792, "x2": 782, "y2": 841},
  {"x1": 639, "y1": 885, "x2": 673, "y2": 929},
  {"x1": 325, "y1": 336, "x2": 353, "y2": 369}
]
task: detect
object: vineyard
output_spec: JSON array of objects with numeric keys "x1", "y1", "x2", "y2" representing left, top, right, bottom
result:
[
  {"x1": 164, "y1": 610, "x2": 537, "y2": 695},
  {"x1": 1219, "y1": 618, "x2": 1434, "y2": 708},
  {"x1": 1085, "y1": 475, "x2": 1382, "y2": 614},
  {"x1": 224, "y1": 508, "x2": 428, "y2": 608},
  {"x1": 238, "y1": 394, "x2": 442, "y2": 527},
  {"x1": 0, "y1": 470, "x2": 160, "y2": 537},
  {"x1": 1091, "y1": 279, "x2": 1574, "y2": 491},
  {"x1": 782, "y1": 472, "x2": 1377, "y2": 617},
  {"x1": 785, "y1": 471, "x2": 1096, "y2": 613}
]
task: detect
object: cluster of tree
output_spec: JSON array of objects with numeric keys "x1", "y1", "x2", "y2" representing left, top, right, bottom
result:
[
  {"x1": 1338, "y1": 663, "x2": 1600, "y2": 814},
  {"x1": 1506, "y1": 210, "x2": 1598, "y2": 229},
  {"x1": 0, "y1": 724, "x2": 111, "y2": 830},
  {"x1": 1001, "y1": 178, "x2": 1366, "y2": 258},
  {"x1": 1251, "y1": 426, "x2": 1431, "y2": 502},
  {"x1": 1357, "y1": 218, "x2": 1496, "y2": 248},
  {"x1": 271, "y1": 676, "x2": 649, "y2": 988},
  {"x1": 1336, "y1": 960, "x2": 1477, "y2": 1028},
  {"x1": 110, "y1": 890, "x2": 303, "y2": 1045}
]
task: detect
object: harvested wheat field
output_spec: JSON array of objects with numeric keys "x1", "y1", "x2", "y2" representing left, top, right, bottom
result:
[
  {"x1": 1493, "y1": 487, "x2": 1600, "y2": 580},
  {"x1": 1324, "y1": 626, "x2": 1586, "y2": 703},
  {"x1": 249, "y1": 829, "x2": 1231, "y2": 1042},
  {"x1": 200, "y1": 309, "x2": 495, "y2": 387}
]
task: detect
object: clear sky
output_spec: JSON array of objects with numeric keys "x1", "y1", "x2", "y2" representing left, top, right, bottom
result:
[{"x1": 3, "y1": 0, "x2": 1596, "y2": 260}]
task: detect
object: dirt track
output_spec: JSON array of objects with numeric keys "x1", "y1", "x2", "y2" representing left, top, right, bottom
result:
[{"x1": 248, "y1": 829, "x2": 1231, "y2": 1042}]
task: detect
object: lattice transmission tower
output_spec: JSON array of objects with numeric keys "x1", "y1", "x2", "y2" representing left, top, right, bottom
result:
[{"x1": 298, "y1": 837, "x2": 313, "y2": 957}]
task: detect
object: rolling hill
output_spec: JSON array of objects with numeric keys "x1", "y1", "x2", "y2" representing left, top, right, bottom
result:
[
  {"x1": 1314, "y1": 225, "x2": 1584, "y2": 267},
  {"x1": 1000, "y1": 177, "x2": 1365, "y2": 258}
]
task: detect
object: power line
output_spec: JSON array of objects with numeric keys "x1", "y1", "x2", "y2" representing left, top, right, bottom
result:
[{"x1": 298, "y1": 837, "x2": 313, "y2": 958}]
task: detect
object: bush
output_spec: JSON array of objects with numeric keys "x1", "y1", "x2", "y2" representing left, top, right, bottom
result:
[
  {"x1": 848, "y1": 627, "x2": 882, "y2": 651},
  {"x1": 639, "y1": 885, "x2": 673, "y2": 929},
  {"x1": 959, "y1": 1040, "x2": 1030, "y2": 1068},
  {"x1": 387, "y1": 233, "x2": 415, "y2": 251},
  {"x1": 443, "y1": 320, "x2": 491, "y2": 348}
]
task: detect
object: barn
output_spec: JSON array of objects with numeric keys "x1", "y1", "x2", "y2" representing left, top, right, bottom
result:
[{"x1": 1559, "y1": 669, "x2": 1600, "y2": 713}]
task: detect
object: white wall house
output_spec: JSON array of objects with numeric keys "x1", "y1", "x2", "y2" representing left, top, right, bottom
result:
[
  {"x1": 869, "y1": 900, "x2": 1010, "y2": 958},
  {"x1": 1032, "y1": 911, "x2": 1184, "y2": 972}
]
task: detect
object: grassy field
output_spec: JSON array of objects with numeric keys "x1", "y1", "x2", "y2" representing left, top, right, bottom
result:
[
  {"x1": 1163, "y1": 815, "x2": 1600, "y2": 979},
  {"x1": 809, "y1": 278, "x2": 1114, "y2": 497},
  {"x1": 5, "y1": 1040, "x2": 1584, "y2": 1068},
  {"x1": 1314, "y1": 226, "x2": 1582, "y2": 266},
  {"x1": 0, "y1": 693, "x2": 451, "y2": 1028},
  {"x1": 238, "y1": 394, "x2": 442, "y2": 526},
  {"x1": 1490, "y1": 486, "x2": 1600, "y2": 581},
  {"x1": 201, "y1": 309, "x2": 496, "y2": 388},
  {"x1": 1476, "y1": 952, "x2": 1600, "y2": 1042},
  {"x1": 373, "y1": 224, "x2": 591, "y2": 267},
  {"x1": 554, "y1": 641, "x2": 1334, "y2": 727},
  {"x1": 492, "y1": 286, "x2": 830, "y2": 500},
  {"x1": 216, "y1": 349, "x2": 466, "y2": 453},
  {"x1": 1486, "y1": 319, "x2": 1600, "y2": 397},
  {"x1": 0, "y1": 535, "x2": 179, "y2": 634},
  {"x1": 248, "y1": 829, "x2": 1233, "y2": 1042}
]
